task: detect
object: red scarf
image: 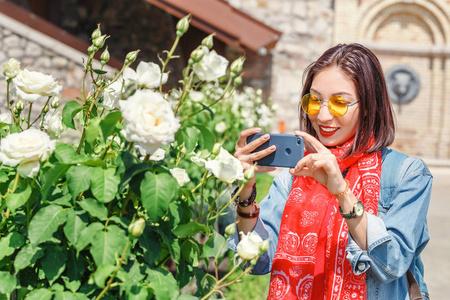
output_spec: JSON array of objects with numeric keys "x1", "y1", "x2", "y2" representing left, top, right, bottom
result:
[{"x1": 268, "y1": 139, "x2": 381, "y2": 300}]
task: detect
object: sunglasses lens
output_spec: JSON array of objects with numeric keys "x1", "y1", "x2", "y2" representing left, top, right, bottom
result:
[
  {"x1": 302, "y1": 94, "x2": 321, "y2": 115},
  {"x1": 329, "y1": 95, "x2": 348, "y2": 117}
]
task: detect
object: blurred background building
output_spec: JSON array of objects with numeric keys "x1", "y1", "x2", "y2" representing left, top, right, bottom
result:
[{"x1": 1, "y1": 0, "x2": 450, "y2": 162}]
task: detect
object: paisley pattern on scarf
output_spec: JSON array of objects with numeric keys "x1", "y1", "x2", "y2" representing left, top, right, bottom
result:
[{"x1": 267, "y1": 139, "x2": 381, "y2": 300}]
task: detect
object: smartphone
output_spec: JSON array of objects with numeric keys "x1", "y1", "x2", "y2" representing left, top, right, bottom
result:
[{"x1": 246, "y1": 133, "x2": 304, "y2": 168}]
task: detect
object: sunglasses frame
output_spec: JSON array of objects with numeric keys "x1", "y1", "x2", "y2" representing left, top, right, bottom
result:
[{"x1": 301, "y1": 93, "x2": 360, "y2": 117}]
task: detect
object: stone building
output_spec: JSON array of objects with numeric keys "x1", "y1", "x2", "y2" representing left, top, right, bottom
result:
[{"x1": 1, "y1": 0, "x2": 450, "y2": 161}]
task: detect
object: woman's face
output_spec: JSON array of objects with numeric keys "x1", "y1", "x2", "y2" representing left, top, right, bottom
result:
[{"x1": 308, "y1": 67, "x2": 360, "y2": 147}]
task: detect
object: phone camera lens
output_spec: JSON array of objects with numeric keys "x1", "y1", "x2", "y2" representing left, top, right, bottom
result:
[{"x1": 297, "y1": 138, "x2": 301, "y2": 145}]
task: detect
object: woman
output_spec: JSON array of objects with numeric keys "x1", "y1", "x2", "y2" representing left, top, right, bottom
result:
[{"x1": 229, "y1": 44, "x2": 431, "y2": 299}]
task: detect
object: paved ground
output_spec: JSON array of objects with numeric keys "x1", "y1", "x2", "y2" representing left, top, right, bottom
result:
[{"x1": 421, "y1": 166, "x2": 450, "y2": 300}]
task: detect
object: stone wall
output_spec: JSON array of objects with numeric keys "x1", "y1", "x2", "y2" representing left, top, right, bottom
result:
[
  {"x1": 0, "y1": 15, "x2": 87, "y2": 113},
  {"x1": 229, "y1": 0, "x2": 334, "y2": 133}
]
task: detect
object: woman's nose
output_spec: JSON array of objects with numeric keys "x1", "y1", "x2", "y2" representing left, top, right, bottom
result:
[{"x1": 317, "y1": 102, "x2": 334, "y2": 122}]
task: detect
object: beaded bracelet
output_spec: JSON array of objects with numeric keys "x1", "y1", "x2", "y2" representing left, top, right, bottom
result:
[
  {"x1": 333, "y1": 179, "x2": 350, "y2": 199},
  {"x1": 231, "y1": 184, "x2": 257, "y2": 207}
]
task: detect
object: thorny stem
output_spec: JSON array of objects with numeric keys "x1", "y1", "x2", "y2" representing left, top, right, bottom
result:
[
  {"x1": 77, "y1": 59, "x2": 131, "y2": 154},
  {"x1": 200, "y1": 260, "x2": 253, "y2": 300},
  {"x1": 5, "y1": 81, "x2": 20, "y2": 126},
  {"x1": 159, "y1": 36, "x2": 181, "y2": 93},
  {"x1": 26, "y1": 103, "x2": 33, "y2": 128},
  {"x1": 174, "y1": 73, "x2": 194, "y2": 115},
  {"x1": 95, "y1": 238, "x2": 132, "y2": 299}
]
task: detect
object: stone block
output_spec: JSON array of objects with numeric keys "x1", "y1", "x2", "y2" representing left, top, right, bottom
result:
[{"x1": 25, "y1": 42, "x2": 42, "y2": 57}]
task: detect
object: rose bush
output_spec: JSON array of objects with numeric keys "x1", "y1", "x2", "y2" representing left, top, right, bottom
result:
[{"x1": 0, "y1": 17, "x2": 273, "y2": 299}]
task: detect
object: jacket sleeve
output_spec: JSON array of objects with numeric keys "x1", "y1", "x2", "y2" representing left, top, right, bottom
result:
[
  {"x1": 346, "y1": 157, "x2": 432, "y2": 283},
  {"x1": 227, "y1": 169, "x2": 292, "y2": 275}
]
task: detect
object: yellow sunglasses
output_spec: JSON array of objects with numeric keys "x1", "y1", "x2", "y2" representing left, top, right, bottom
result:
[{"x1": 301, "y1": 93, "x2": 360, "y2": 117}]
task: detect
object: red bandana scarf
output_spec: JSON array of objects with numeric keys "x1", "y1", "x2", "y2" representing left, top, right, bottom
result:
[{"x1": 268, "y1": 139, "x2": 381, "y2": 300}]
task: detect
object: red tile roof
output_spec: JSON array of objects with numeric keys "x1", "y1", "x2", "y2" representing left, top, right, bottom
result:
[{"x1": 146, "y1": 0, "x2": 282, "y2": 55}]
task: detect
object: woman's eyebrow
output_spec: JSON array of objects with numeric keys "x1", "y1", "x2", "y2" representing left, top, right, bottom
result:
[{"x1": 310, "y1": 88, "x2": 354, "y2": 98}]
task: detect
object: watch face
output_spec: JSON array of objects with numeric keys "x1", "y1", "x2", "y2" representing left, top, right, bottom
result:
[{"x1": 354, "y1": 201, "x2": 365, "y2": 217}]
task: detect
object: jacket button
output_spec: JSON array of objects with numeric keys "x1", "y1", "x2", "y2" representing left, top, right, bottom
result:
[{"x1": 357, "y1": 262, "x2": 366, "y2": 271}]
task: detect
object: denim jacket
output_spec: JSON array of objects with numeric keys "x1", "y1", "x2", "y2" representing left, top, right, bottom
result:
[{"x1": 228, "y1": 150, "x2": 432, "y2": 300}]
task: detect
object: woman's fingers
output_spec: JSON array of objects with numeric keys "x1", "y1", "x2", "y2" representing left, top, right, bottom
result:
[
  {"x1": 236, "y1": 127, "x2": 262, "y2": 149},
  {"x1": 295, "y1": 131, "x2": 330, "y2": 154}
]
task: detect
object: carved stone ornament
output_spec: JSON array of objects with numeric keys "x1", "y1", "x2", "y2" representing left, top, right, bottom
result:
[{"x1": 385, "y1": 65, "x2": 421, "y2": 105}]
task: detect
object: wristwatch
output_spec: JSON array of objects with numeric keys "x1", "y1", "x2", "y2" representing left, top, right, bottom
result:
[{"x1": 339, "y1": 200, "x2": 365, "y2": 219}]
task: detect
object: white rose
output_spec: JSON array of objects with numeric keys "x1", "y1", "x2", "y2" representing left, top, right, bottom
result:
[
  {"x1": 101, "y1": 79, "x2": 123, "y2": 110},
  {"x1": 123, "y1": 61, "x2": 168, "y2": 88},
  {"x1": 188, "y1": 91, "x2": 205, "y2": 102},
  {"x1": 215, "y1": 121, "x2": 227, "y2": 133},
  {"x1": 119, "y1": 90, "x2": 180, "y2": 154},
  {"x1": 0, "y1": 128, "x2": 55, "y2": 177},
  {"x1": 12, "y1": 69, "x2": 62, "y2": 102},
  {"x1": 204, "y1": 147, "x2": 244, "y2": 184},
  {"x1": 0, "y1": 112, "x2": 12, "y2": 124},
  {"x1": 42, "y1": 111, "x2": 64, "y2": 139},
  {"x1": 2, "y1": 58, "x2": 21, "y2": 79},
  {"x1": 170, "y1": 168, "x2": 190, "y2": 186},
  {"x1": 237, "y1": 231, "x2": 263, "y2": 260},
  {"x1": 149, "y1": 148, "x2": 166, "y2": 161},
  {"x1": 193, "y1": 47, "x2": 228, "y2": 81}
]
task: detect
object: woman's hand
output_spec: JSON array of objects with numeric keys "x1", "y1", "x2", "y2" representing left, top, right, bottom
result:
[
  {"x1": 234, "y1": 128, "x2": 277, "y2": 187},
  {"x1": 290, "y1": 131, "x2": 347, "y2": 196}
]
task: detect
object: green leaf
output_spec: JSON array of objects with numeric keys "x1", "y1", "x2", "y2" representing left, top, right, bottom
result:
[
  {"x1": 14, "y1": 243, "x2": 44, "y2": 272},
  {"x1": 67, "y1": 165, "x2": 91, "y2": 198},
  {"x1": 41, "y1": 246, "x2": 68, "y2": 285},
  {"x1": 0, "y1": 271, "x2": 17, "y2": 294},
  {"x1": 62, "y1": 101, "x2": 83, "y2": 130},
  {"x1": 93, "y1": 69, "x2": 107, "y2": 75},
  {"x1": 75, "y1": 222, "x2": 103, "y2": 252},
  {"x1": 124, "y1": 286, "x2": 149, "y2": 300},
  {"x1": 199, "y1": 103, "x2": 214, "y2": 119},
  {"x1": 5, "y1": 184, "x2": 32, "y2": 213},
  {"x1": 157, "y1": 228, "x2": 181, "y2": 263},
  {"x1": 178, "y1": 295, "x2": 199, "y2": 300},
  {"x1": 85, "y1": 117, "x2": 101, "y2": 146},
  {"x1": 147, "y1": 268, "x2": 179, "y2": 300},
  {"x1": 0, "y1": 232, "x2": 24, "y2": 260},
  {"x1": 78, "y1": 198, "x2": 108, "y2": 220},
  {"x1": 24, "y1": 288, "x2": 53, "y2": 300},
  {"x1": 90, "y1": 225, "x2": 128, "y2": 266},
  {"x1": 100, "y1": 111, "x2": 122, "y2": 142},
  {"x1": 201, "y1": 231, "x2": 227, "y2": 258},
  {"x1": 141, "y1": 172, "x2": 179, "y2": 222},
  {"x1": 182, "y1": 127, "x2": 198, "y2": 154},
  {"x1": 41, "y1": 163, "x2": 71, "y2": 200},
  {"x1": 181, "y1": 239, "x2": 200, "y2": 267},
  {"x1": 66, "y1": 250, "x2": 86, "y2": 281},
  {"x1": 192, "y1": 124, "x2": 215, "y2": 151},
  {"x1": 119, "y1": 163, "x2": 152, "y2": 189},
  {"x1": 54, "y1": 143, "x2": 78, "y2": 163},
  {"x1": 53, "y1": 291, "x2": 89, "y2": 300},
  {"x1": 28, "y1": 205, "x2": 68, "y2": 245},
  {"x1": 172, "y1": 221, "x2": 208, "y2": 238},
  {"x1": 90, "y1": 168, "x2": 120, "y2": 203},
  {"x1": 138, "y1": 228, "x2": 160, "y2": 267},
  {"x1": 62, "y1": 275, "x2": 81, "y2": 293},
  {"x1": 93, "y1": 264, "x2": 116, "y2": 288},
  {"x1": 64, "y1": 209, "x2": 88, "y2": 246}
]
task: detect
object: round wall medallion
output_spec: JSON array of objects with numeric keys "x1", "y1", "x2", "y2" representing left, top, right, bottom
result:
[{"x1": 385, "y1": 65, "x2": 420, "y2": 105}]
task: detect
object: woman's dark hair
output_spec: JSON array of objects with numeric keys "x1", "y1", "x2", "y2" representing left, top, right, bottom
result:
[{"x1": 299, "y1": 43, "x2": 395, "y2": 156}]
